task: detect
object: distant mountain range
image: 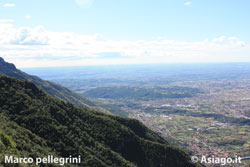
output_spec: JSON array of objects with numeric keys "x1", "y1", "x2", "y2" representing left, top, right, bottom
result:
[{"x1": 0, "y1": 57, "x2": 201, "y2": 167}]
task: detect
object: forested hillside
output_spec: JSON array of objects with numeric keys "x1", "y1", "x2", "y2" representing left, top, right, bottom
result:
[
  {"x1": 0, "y1": 75, "x2": 200, "y2": 167},
  {"x1": 83, "y1": 86, "x2": 201, "y2": 100}
]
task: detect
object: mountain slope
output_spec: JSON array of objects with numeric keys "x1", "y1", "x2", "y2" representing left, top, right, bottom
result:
[
  {"x1": 0, "y1": 113, "x2": 64, "y2": 167},
  {"x1": 0, "y1": 57, "x2": 107, "y2": 113},
  {"x1": 0, "y1": 75, "x2": 199, "y2": 167}
]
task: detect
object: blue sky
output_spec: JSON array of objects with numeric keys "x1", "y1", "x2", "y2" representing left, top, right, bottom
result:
[{"x1": 0, "y1": 0, "x2": 250, "y2": 67}]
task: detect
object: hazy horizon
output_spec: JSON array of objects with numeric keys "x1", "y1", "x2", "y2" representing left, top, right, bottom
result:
[{"x1": 19, "y1": 62, "x2": 250, "y2": 70}]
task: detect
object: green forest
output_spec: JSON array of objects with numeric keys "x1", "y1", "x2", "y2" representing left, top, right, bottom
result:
[
  {"x1": 0, "y1": 75, "x2": 199, "y2": 167},
  {"x1": 83, "y1": 86, "x2": 201, "y2": 100}
]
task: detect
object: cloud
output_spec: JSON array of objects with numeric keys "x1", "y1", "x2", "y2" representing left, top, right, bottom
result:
[
  {"x1": 25, "y1": 15, "x2": 31, "y2": 19},
  {"x1": 75, "y1": 0, "x2": 94, "y2": 8},
  {"x1": 212, "y1": 36, "x2": 226, "y2": 42},
  {"x1": 0, "y1": 19, "x2": 15, "y2": 23},
  {"x1": 213, "y1": 36, "x2": 246, "y2": 47},
  {"x1": 3, "y1": 3, "x2": 15, "y2": 7},
  {"x1": 184, "y1": 2, "x2": 192, "y2": 7},
  {"x1": 228, "y1": 37, "x2": 246, "y2": 47},
  {"x1": 0, "y1": 24, "x2": 249, "y2": 68},
  {"x1": 0, "y1": 24, "x2": 49, "y2": 45}
]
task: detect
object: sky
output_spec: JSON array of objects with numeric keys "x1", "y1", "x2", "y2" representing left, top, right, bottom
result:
[{"x1": 0, "y1": 0, "x2": 250, "y2": 67}]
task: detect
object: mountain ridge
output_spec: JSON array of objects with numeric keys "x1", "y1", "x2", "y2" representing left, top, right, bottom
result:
[{"x1": 0, "y1": 57, "x2": 108, "y2": 113}]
